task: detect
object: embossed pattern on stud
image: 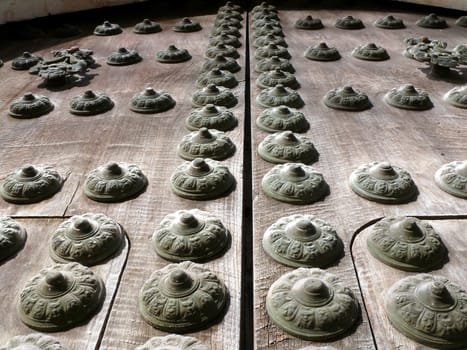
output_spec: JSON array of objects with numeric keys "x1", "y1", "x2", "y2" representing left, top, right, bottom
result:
[
  {"x1": 256, "y1": 106, "x2": 309, "y2": 133},
  {"x1": 263, "y1": 214, "x2": 343, "y2": 267},
  {"x1": 130, "y1": 87, "x2": 176, "y2": 113},
  {"x1": 177, "y1": 128, "x2": 235, "y2": 160},
  {"x1": 49, "y1": 213, "x2": 124, "y2": 266},
  {"x1": 262, "y1": 163, "x2": 329, "y2": 204},
  {"x1": 94, "y1": 21, "x2": 122, "y2": 36},
  {"x1": 367, "y1": 216, "x2": 447, "y2": 271},
  {"x1": 84, "y1": 162, "x2": 148, "y2": 202},
  {"x1": 258, "y1": 131, "x2": 318, "y2": 164},
  {"x1": 138, "y1": 261, "x2": 228, "y2": 332},
  {"x1": 152, "y1": 209, "x2": 230, "y2": 262},
  {"x1": 9, "y1": 93, "x2": 54, "y2": 119},
  {"x1": 18, "y1": 263, "x2": 105, "y2": 331},
  {"x1": 435, "y1": 160, "x2": 467, "y2": 198},
  {"x1": 266, "y1": 268, "x2": 360, "y2": 340},
  {"x1": 349, "y1": 161, "x2": 418, "y2": 204},
  {"x1": 69, "y1": 90, "x2": 114, "y2": 116},
  {"x1": 0, "y1": 164, "x2": 63, "y2": 204},
  {"x1": 385, "y1": 274, "x2": 467, "y2": 349},
  {"x1": 170, "y1": 158, "x2": 235, "y2": 200},
  {"x1": 135, "y1": 335, "x2": 208, "y2": 350},
  {"x1": 185, "y1": 104, "x2": 237, "y2": 131},
  {"x1": 0, "y1": 217, "x2": 26, "y2": 262},
  {"x1": 133, "y1": 19, "x2": 162, "y2": 34}
]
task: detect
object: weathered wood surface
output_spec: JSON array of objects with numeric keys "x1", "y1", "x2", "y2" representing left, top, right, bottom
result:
[
  {"x1": 352, "y1": 218, "x2": 467, "y2": 350},
  {"x1": 0, "y1": 7, "x2": 245, "y2": 350},
  {"x1": 0, "y1": 217, "x2": 129, "y2": 350},
  {"x1": 250, "y1": 8, "x2": 467, "y2": 350}
]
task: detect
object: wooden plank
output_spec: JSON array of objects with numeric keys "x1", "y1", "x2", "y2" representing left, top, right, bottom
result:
[
  {"x1": 0, "y1": 217, "x2": 129, "y2": 350},
  {"x1": 352, "y1": 218, "x2": 467, "y2": 349},
  {"x1": 390, "y1": 0, "x2": 467, "y2": 11},
  {"x1": 250, "y1": 7, "x2": 467, "y2": 350},
  {"x1": 94, "y1": 13, "x2": 246, "y2": 350}
]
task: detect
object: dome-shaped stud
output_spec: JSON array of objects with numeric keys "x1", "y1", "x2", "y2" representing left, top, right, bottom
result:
[
  {"x1": 266, "y1": 268, "x2": 360, "y2": 340},
  {"x1": 253, "y1": 34, "x2": 287, "y2": 49},
  {"x1": 252, "y1": 2, "x2": 277, "y2": 14},
  {"x1": 0, "y1": 334, "x2": 67, "y2": 350},
  {"x1": 255, "y1": 56, "x2": 295, "y2": 73},
  {"x1": 185, "y1": 104, "x2": 237, "y2": 131},
  {"x1": 374, "y1": 15, "x2": 405, "y2": 29},
  {"x1": 18, "y1": 263, "x2": 105, "y2": 331},
  {"x1": 209, "y1": 32, "x2": 241, "y2": 48},
  {"x1": 435, "y1": 160, "x2": 467, "y2": 198},
  {"x1": 192, "y1": 84, "x2": 238, "y2": 108},
  {"x1": 252, "y1": 16, "x2": 281, "y2": 30},
  {"x1": 133, "y1": 18, "x2": 162, "y2": 34},
  {"x1": 210, "y1": 23, "x2": 241, "y2": 38},
  {"x1": 416, "y1": 13, "x2": 448, "y2": 28},
  {"x1": 256, "y1": 68, "x2": 300, "y2": 90},
  {"x1": 252, "y1": 9, "x2": 279, "y2": 22},
  {"x1": 385, "y1": 274, "x2": 467, "y2": 348},
  {"x1": 138, "y1": 261, "x2": 228, "y2": 332},
  {"x1": 135, "y1": 335, "x2": 207, "y2": 350},
  {"x1": 201, "y1": 54, "x2": 241, "y2": 73},
  {"x1": 0, "y1": 164, "x2": 63, "y2": 204},
  {"x1": 84, "y1": 161, "x2": 148, "y2": 202},
  {"x1": 367, "y1": 216, "x2": 447, "y2": 271},
  {"x1": 263, "y1": 214, "x2": 343, "y2": 268},
  {"x1": 349, "y1": 161, "x2": 418, "y2": 204},
  {"x1": 129, "y1": 87, "x2": 176, "y2": 113},
  {"x1": 253, "y1": 23, "x2": 284, "y2": 38},
  {"x1": 215, "y1": 16, "x2": 242, "y2": 29},
  {"x1": 255, "y1": 44, "x2": 291, "y2": 60},
  {"x1": 219, "y1": 1, "x2": 243, "y2": 14},
  {"x1": 256, "y1": 105, "x2": 310, "y2": 133},
  {"x1": 352, "y1": 43, "x2": 389, "y2": 61},
  {"x1": 69, "y1": 90, "x2": 114, "y2": 116},
  {"x1": 456, "y1": 15, "x2": 467, "y2": 27},
  {"x1": 196, "y1": 68, "x2": 238, "y2": 88},
  {"x1": 258, "y1": 131, "x2": 318, "y2": 164},
  {"x1": 304, "y1": 42, "x2": 341, "y2": 61},
  {"x1": 444, "y1": 85, "x2": 467, "y2": 109},
  {"x1": 257, "y1": 84, "x2": 304, "y2": 108},
  {"x1": 156, "y1": 45, "x2": 191, "y2": 63},
  {"x1": 172, "y1": 17, "x2": 202, "y2": 32},
  {"x1": 335, "y1": 15, "x2": 364, "y2": 29},
  {"x1": 49, "y1": 213, "x2": 124, "y2": 266},
  {"x1": 170, "y1": 158, "x2": 235, "y2": 200},
  {"x1": 262, "y1": 163, "x2": 329, "y2": 204},
  {"x1": 323, "y1": 86, "x2": 371, "y2": 111},
  {"x1": 93, "y1": 20, "x2": 122, "y2": 36},
  {"x1": 177, "y1": 128, "x2": 235, "y2": 161},
  {"x1": 205, "y1": 43, "x2": 240, "y2": 59},
  {"x1": 0, "y1": 217, "x2": 27, "y2": 262},
  {"x1": 106, "y1": 47, "x2": 142, "y2": 66},
  {"x1": 385, "y1": 84, "x2": 433, "y2": 110},
  {"x1": 11, "y1": 52, "x2": 43, "y2": 70},
  {"x1": 295, "y1": 15, "x2": 324, "y2": 30},
  {"x1": 9, "y1": 93, "x2": 54, "y2": 119},
  {"x1": 152, "y1": 209, "x2": 230, "y2": 262},
  {"x1": 217, "y1": 9, "x2": 243, "y2": 21}
]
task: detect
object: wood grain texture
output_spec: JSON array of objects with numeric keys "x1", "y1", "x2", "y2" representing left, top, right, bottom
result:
[
  {"x1": 352, "y1": 218, "x2": 467, "y2": 350},
  {"x1": 0, "y1": 217, "x2": 129, "y2": 350},
  {"x1": 250, "y1": 8, "x2": 467, "y2": 350}
]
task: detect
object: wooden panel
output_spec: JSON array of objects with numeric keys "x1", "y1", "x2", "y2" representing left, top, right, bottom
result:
[
  {"x1": 250, "y1": 8, "x2": 467, "y2": 350},
  {"x1": 94, "y1": 13, "x2": 246, "y2": 350},
  {"x1": 352, "y1": 218, "x2": 467, "y2": 349},
  {"x1": 0, "y1": 217, "x2": 129, "y2": 350}
]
